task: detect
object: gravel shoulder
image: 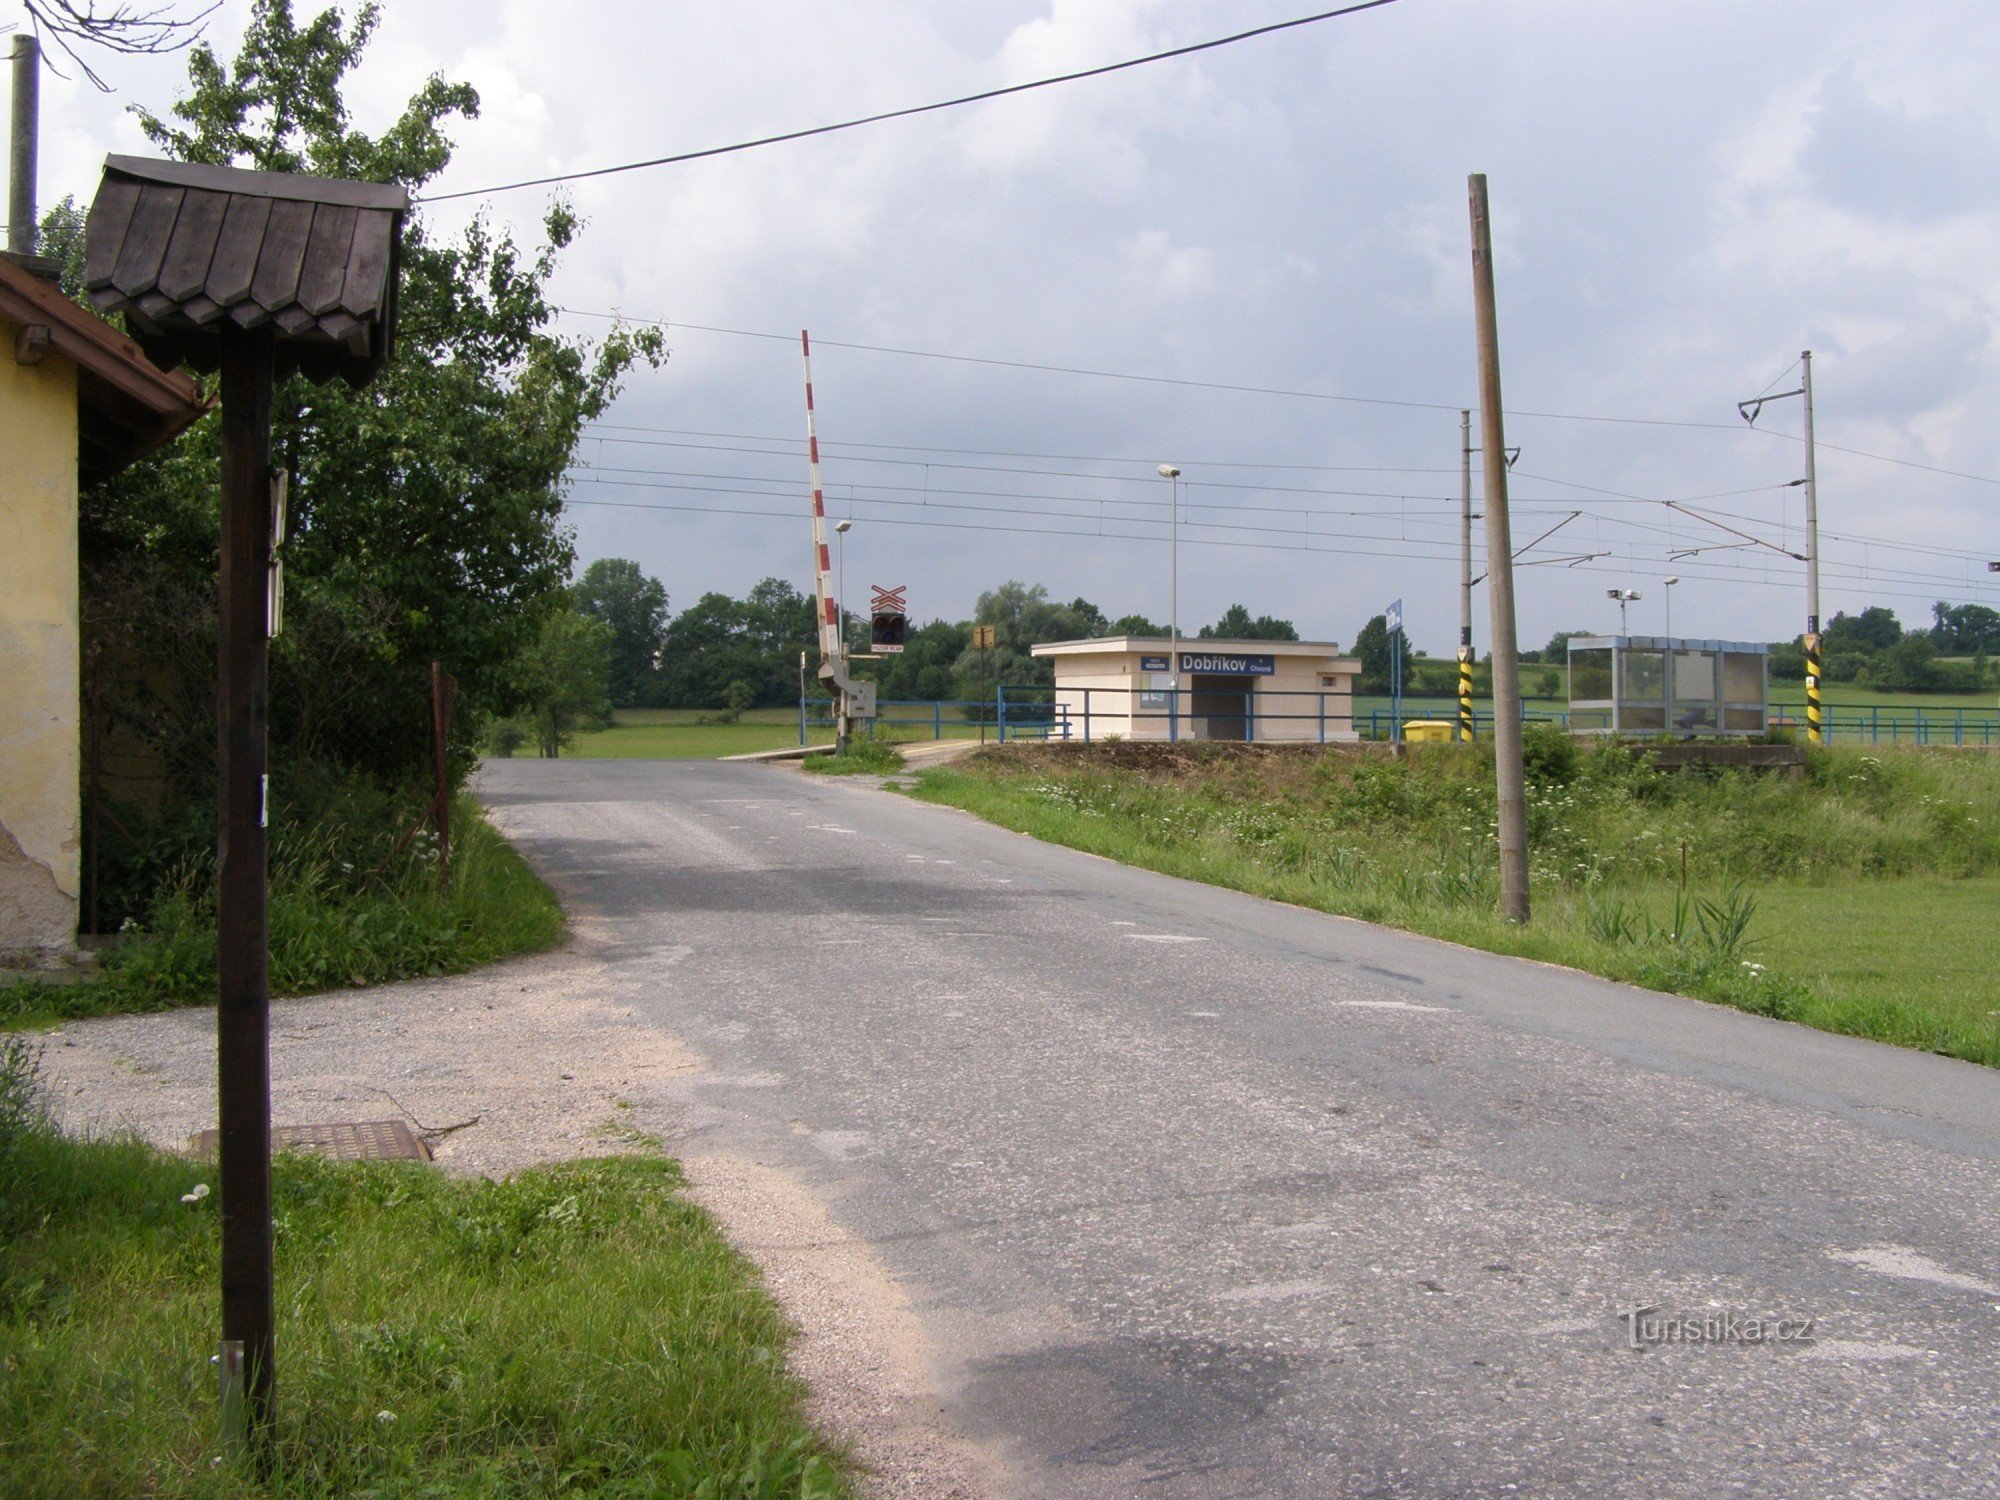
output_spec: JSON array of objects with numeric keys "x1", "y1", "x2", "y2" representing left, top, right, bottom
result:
[{"x1": 35, "y1": 910, "x2": 994, "y2": 1499}]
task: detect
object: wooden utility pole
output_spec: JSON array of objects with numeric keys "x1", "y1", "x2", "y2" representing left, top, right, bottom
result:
[
  {"x1": 431, "y1": 661, "x2": 457, "y2": 889},
  {"x1": 216, "y1": 328, "x2": 277, "y2": 1434},
  {"x1": 1467, "y1": 174, "x2": 1529, "y2": 923}
]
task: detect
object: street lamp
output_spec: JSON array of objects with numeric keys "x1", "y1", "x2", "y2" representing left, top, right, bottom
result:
[
  {"x1": 1662, "y1": 576, "x2": 1680, "y2": 640},
  {"x1": 833, "y1": 518, "x2": 852, "y2": 660},
  {"x1": 1607, "y1": 586, "x2": 1642, "y2": 634},
  {"x1": 1158, "y1": 464, "x2": 1181, "y2": 709}
]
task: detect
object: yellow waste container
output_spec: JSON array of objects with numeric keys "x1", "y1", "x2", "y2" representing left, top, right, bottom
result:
[{"x1": 1402, "y1": 719, "x2": 1455, "y2": 743}]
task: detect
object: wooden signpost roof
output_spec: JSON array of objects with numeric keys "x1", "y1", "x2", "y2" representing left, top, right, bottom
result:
[{"x1": 83, "y1": 155, "x2": 409, "y2": 387}]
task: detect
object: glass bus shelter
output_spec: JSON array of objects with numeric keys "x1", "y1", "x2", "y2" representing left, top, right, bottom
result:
[{"x1": 1566, "y1": 636, "x2": 1769, "y2": 737}]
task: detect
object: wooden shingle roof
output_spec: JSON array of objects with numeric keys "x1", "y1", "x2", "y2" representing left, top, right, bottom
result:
[{"x1": 84, "y1": 155, "x2": 408, "y2": 388}]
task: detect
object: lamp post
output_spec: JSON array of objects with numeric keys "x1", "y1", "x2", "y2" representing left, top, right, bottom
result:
[
  {"x1": 1158, "y1": 463, "x2": 1181, "y2": 731},
  {"x1": 834, "y1": 518, "x2": 851, "y2": 663},
  {"x1": 1662, "y1": 576, "x2": 1680, "y2": 640},
  {"x1": 1607, "y1": 586, "x2": 1642, "y2": 634}
]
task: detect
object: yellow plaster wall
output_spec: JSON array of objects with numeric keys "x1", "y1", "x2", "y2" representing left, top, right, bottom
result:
[{"x1": 0, "y1": 316, "x2": 82, "y2": 962}]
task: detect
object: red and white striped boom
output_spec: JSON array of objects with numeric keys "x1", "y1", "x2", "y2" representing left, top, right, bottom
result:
[{"x1": 802, "y1": 330, "x2": 841, "y2": 663}]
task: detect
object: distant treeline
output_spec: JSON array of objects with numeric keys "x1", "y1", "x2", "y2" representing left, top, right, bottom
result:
[{"x1": 552, "y1": 561, "x2": 2000, "y2": 719}]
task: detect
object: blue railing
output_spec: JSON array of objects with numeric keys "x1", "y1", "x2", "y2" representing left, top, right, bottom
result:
[{"x1": 798, "y1": 693, "x2": 2000, "y2": 747}]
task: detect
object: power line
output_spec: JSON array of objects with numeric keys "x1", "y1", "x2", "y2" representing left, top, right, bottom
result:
[
  {"x1": 574, "y1": 311, "x2": 1465, "y2": 415},
  {"x1": 570, "y1": 442, "x2": 2000, "y2": 568},
  {"x1": 565, "y1": 465, "x2": 1997, "y2": 597},
  {"x1": 559, "y1": 491, "x2": 1991, "y2": 609},
  {"x1": 582, "y1": 421, "x2": 1459, "y2": 474},
  {"x1": 570, "y1": 311, "x2": 2000, "y2": 485},
  {"x1": 422, "y1": 0, "x2": 1403, "y2": 204}
]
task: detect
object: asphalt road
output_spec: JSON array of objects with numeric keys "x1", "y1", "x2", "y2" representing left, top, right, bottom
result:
[{"x1": 478, "y1": 757, "x2": 2000, "y2": 1499}]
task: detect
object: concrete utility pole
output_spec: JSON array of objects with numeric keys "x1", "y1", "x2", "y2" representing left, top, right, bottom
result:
[
  {"x1": 1736, "y1": 351, "x2": 1823, "y2": 742},
  {"x1": 1159, "y1": 463, "x2": 1182, "y2": 733},
  {"x1": 8, "y1": 35, "x2": 37, "y2": 255},
  {"x1": 1800, "y1": 350, "x2": 1822, "y2": 743},
  {"x1": 1468, "y1": 173, "x2": 1529, "y2": 924},
  {"x1": 1458, "y1": 410, "x2": 1475, "y2": 742}
]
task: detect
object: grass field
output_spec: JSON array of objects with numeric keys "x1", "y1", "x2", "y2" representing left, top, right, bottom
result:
[
  {"x1": 1738, "y1": 880, "x2": 2000, "y2": 1050},
  {"x1": 561, "y1": 705, "x2": 983, "y2": 760},
  {"x1": 0, "y1": 1039, "x2": 849, "y2": 1496},
  {"x1": 911, "y1": 740, "x2": 2000, "y2": 1068}
]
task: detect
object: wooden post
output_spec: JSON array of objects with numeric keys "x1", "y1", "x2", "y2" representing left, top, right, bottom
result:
[
  {"x1": 216, "y1": 328, "x2": 277, "y2": 1440},
  {"x1": 431, "y1": 660, "x2": 455, "y2": 890},
  {"x1": 1468, "y1": 174, "x2": 1530, "y2": 924}
]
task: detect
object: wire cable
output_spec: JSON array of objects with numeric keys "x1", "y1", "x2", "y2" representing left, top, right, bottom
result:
[{"x1": 422, "y1": 0, "x2": 1403, "y2": 203}]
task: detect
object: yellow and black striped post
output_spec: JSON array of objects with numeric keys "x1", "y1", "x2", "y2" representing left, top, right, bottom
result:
[
  {"x1": 1803, "y1": 630, "x2": 1823, "y2": 744},
  {"x1": 1457, "y1": 645, "x2": 1476, "y2": 741}
]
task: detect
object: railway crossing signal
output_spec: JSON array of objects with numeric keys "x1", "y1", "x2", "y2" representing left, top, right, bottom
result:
[{"x1": 871, "y1": 584, "x2": 907, "y2": 653}]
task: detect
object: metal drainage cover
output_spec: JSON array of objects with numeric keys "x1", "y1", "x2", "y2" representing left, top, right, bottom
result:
[{"x1": 192, "y1": 1119, "x2": 433, "y2": 1163}]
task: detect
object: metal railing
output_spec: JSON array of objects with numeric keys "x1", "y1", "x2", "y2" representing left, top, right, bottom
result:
[
  {"x1": 1768, "y1": 705, "x2": 2000, "y2": 746},
  {"x1": 798, "y1": 693, "x2": 2000, "y2": 748}
]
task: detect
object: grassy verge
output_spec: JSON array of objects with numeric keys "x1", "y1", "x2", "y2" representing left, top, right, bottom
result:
[
  {"x1": 562, "y1": 705, "x2": 983, "y2": 760},
  {"x1": 802, "y1": 740, "x2": 904, "y2": 777},
  {"x1": 0, "y1": 1040, "x2": 848, "y2": 1497},
  {"x1": 911, "y1": 740, "x2": 2000, "y2": 1067},
  {"x1": 565, "y1": 709, "x2": 831, "y2": 760},
  {"x1": 1, "y1": 799, "x2": 563, "y2": 1030}
]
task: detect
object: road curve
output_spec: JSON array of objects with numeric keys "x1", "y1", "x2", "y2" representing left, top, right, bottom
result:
[{"x1": 478, "y1": 757, "x2": 2000, "y2": 1499}]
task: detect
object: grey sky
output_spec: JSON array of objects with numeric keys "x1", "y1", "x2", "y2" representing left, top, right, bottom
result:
[{"x1": 34, "y1": 0, "x2": 2000, "y2": 654}]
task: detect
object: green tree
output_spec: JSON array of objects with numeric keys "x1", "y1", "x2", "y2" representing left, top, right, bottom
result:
[
  {"x1": 83, "y1": 0, "x2": 663, "y2": 794},
  {"x1": 572, "y1": 558, "x2": 668, "y2": 708},
  {"x1": 1108, "y1": 613, "x2": 1167, "y2": 635},
  {"x1": 1932, "y1": 601, "x2": 2000, "y2": 655},
  {"x1": 1198, "y1": 604, "x2": 1299, "y2": 641},
  {"x1": 1824, "y1": 606, "x2": 1901, "y2": 654},
  {"x1": 949, "y1": 583, "x2": 1105, "y2": 695},
  {"x1": 874, "y1": 619, "x2": 971, "y2": 702},
  {"x1": 514, "y1": 609, "x2": 613, "y2": 757},
  {"x1": 1525, "y1": 629, "x2": 1590, "y2": 665},
  {"x1": 656, "y1": 579, "x2": 817, "y2": 708},
  {"x1": 1868, "y1": 632, "x2": 1940, "y2": 693},
  {"x1": 1352, "y1": 613, "x2": 1416, "y2": 694}
]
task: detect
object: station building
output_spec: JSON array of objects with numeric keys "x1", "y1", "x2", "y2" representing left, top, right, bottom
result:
[{"x1": 1029, "y1": 637, "x2": 1363, "y2": 743}]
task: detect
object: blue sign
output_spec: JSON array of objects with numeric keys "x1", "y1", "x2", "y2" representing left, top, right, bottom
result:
[
  {"x1": 1386, "y1": 598, "x2": 1403, "y2": 634},
  {"x1": 1179, "y1": 652, "x2": 1275, "y2": 676},
  {"x1": 1139, "y1": 655, "x2": 1170, "y2": 672}
]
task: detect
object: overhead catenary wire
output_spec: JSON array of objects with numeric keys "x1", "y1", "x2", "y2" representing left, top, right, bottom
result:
[
  {"x1": 567, "y1": 465, "x2": 1994, "y2": 593},
  {"x1": 568, "y1": 439, "x2": 2000, "y2": 572},
  {"x1": 565, "y1": 310, "x2": 2000, "y2": 485},
  {"x1": 559, "y1": 491, "x2": 1986, "y2": 610}
]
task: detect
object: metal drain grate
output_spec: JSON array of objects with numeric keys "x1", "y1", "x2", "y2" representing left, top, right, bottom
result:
[{"x1": 192, "y1": 1119, "x2": 432, "y2": 1163}]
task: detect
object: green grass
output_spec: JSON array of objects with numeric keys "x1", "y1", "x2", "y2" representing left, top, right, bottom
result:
[
  {"x1": 555, "y1": 708, "x2": 826, "y2": 760},
  {"x1": 1, "y1": 800, "x2": 564, "y2": 1030},
  {"x1": 560, "y1": 705, "x2": 983, "y2": 761},
  {"x1": 802, "y1": 740, "x2": 904, "y2": 777},
  {"x1": 1740, "y1": 879, "x2": 2000, "y2": 1049},
  {"x1": 911, "y1": 740, "x2": 2000, "y2": 1067},
  {"x1": 0, "y1": 1040, "x2": 849, "y2": 1497}
]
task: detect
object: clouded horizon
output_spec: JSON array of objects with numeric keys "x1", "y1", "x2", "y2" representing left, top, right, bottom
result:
[{"x1": 32, "y1": 0, "x2": 2000, "y2": 655}]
